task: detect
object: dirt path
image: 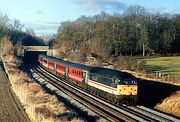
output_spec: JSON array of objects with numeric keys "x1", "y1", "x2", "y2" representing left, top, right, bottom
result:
[{"x1": 0, "y1": 66, "x2": 30, "y2": 122}]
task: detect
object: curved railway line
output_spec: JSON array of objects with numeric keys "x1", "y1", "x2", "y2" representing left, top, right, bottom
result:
[{"x1": 29, "y1": 65, "x2": 180, "y2": 122}]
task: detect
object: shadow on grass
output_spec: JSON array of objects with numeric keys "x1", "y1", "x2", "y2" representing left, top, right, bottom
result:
[
  {"x1": 142, "y1": 65, "x2": 180, "y2": 77},
  {"x1": 137, "y1": 79, "x2": 180, "y2": 107},
  {"x1": 142, "y1": 65, "x2": 169, "y2": 72}
]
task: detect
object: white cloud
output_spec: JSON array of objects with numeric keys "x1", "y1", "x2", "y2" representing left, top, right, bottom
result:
[
  {"x1": 70, "y1": 0, "x2": 127, "y2": 11},
  {"x1": 24, "y1": 21, "x2": 58, "y2": 35}
]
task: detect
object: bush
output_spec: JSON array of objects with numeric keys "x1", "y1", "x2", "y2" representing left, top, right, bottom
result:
[
  {"x1": 116, "y1": 56, "x2": 139, "y2": 71},
  {"x1": 56, "y1": 51, "x2": 66, "y2": 59}
]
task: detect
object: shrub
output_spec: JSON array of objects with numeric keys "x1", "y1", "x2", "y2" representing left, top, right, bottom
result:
[{"x1": 116, "y1": 56, "x2": 139, "y2": 71}]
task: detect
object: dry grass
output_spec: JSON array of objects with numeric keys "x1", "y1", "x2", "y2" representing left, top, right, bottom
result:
[
  {"x1": 5, "y1": 62, "x2": 83, "y2": 122},
  {"x1": 155, "y1": 90, "x2": 180, "y2": 117},
  {"x1": 4, "y1": 54, "x2": 14, "y2": 63}
]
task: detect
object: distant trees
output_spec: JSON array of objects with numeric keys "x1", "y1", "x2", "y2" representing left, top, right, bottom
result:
[
  {"x1": 0, "y1": 12, "x2": 46, "y2": 65},
  {"x1": 0, "y1": 13, "x2": 9, "y2": 40},
  {"x1": 54, "y1": 5, "x2": 180, "y2": 61},
  {"x1": 0, "y1": 12, "x2": 45, "y2": 47}
]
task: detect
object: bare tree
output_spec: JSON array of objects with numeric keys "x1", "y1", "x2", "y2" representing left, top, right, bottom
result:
[{"x1": 26, "y1": 28, "x2": 36, "y2": 37}]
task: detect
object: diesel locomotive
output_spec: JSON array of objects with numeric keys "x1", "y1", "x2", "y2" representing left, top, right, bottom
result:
[{"x1": 38, "y1": 54, "x2": 138, "y2": 105}]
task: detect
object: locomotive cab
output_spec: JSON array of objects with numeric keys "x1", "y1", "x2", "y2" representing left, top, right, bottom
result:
[
  {"x1": 116, "y1": 78, "x2": 138, "y2": 105},
  {"x1": 117, "y1": 79, "x2": 138, "y2": 96}
]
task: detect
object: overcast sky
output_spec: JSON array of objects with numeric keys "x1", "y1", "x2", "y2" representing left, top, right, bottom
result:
[{"x1": 0, "y1": 0, "x2": 179, "y2": 36}]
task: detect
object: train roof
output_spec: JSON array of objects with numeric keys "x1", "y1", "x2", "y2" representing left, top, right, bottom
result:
[
  {"x1": 39, "y1": 54, "x2": 93, "y2": 71},
  {"x1": 90, "y1": 67, "x2": 136, "y2": 80}
]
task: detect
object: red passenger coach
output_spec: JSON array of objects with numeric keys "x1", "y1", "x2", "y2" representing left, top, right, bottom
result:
[
  {"x1": 56, "y1": 63, "x2": 65, "y2": 76},
  {"x1": 69, "y1": 67, "x2": 83, "y2": 82},
  {"x1": 48, "y1": 60, "x2": 55, "y2": 70}
]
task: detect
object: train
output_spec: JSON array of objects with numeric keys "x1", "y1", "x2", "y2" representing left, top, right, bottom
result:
[{"x1": 38, "y1": 54, "x2": 138, "y2": 105}]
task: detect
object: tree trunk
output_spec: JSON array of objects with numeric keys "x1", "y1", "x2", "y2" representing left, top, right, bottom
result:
[{"x1": 143, "y1": 44, "x2": 145, "y2": 56}]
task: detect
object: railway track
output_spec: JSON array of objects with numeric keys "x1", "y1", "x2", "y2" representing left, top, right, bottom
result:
[
  {"x1": 127, "y1": 106, "x2": 180, "y2": 122},
  {"x1": 28, "y1": 65, "x2": 180, "y2": 122}
]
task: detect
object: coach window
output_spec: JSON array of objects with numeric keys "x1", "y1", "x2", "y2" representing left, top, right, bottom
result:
[
  {"x1": 43, "y1": 60, "x2": 45, "y2": 63},
  {"x1": 92, "y1": 75, "x2": 98, "y2": 81}
]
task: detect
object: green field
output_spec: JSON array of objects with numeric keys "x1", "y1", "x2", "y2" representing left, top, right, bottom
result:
[{"x1": 137, "y1": 56, "x2": 180, "y2": 77}]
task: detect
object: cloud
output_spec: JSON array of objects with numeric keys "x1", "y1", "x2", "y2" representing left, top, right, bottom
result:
[
  {"x1": 160, "y1": 8, "x2": 179, "y2": 14},
  {"x1": 70, "y1": 0, "x2": 127, "y2": 11},
  {"x1": 149, "y1": 7, "x2": 180, "y2": 14},
  {"x1": 35, "y1": 10, "x2": 44, "y2": 15},
  {"x1": 24, "y1": 21, "x2": 58, "y2": 35}
]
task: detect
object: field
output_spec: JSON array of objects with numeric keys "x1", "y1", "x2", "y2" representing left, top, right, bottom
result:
[{"x1": 137, "y1": 56, "x2": 180, "y2": 78}]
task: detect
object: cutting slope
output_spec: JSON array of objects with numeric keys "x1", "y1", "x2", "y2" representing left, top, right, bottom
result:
[{"x1": 0, "y1": 65, "x2": 30, "y2": 122}]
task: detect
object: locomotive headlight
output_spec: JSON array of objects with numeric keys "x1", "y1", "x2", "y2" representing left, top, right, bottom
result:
[
  {"x1": 134, "y1": 80, "x2": 137, "y2": 84},
  {"x1": 132, "y1": 80, "x2": 137, "y2": 84}
]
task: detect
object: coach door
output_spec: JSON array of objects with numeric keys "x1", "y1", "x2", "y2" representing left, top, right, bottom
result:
[
  {"x1": 82, "y1": 71, "x2": 88, "y2": 84},
  {"x1": 65, "y1": 66, "x2": 69, "y2": 78}
]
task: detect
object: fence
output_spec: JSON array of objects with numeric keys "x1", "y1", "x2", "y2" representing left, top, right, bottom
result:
[{"x1": 148, "y1": 70, "x2": 180, "y2": 83}]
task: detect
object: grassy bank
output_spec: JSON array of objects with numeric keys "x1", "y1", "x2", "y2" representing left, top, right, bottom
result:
[{"x1": 137, "y1": 56, "x2": 180, "y2": 78}]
